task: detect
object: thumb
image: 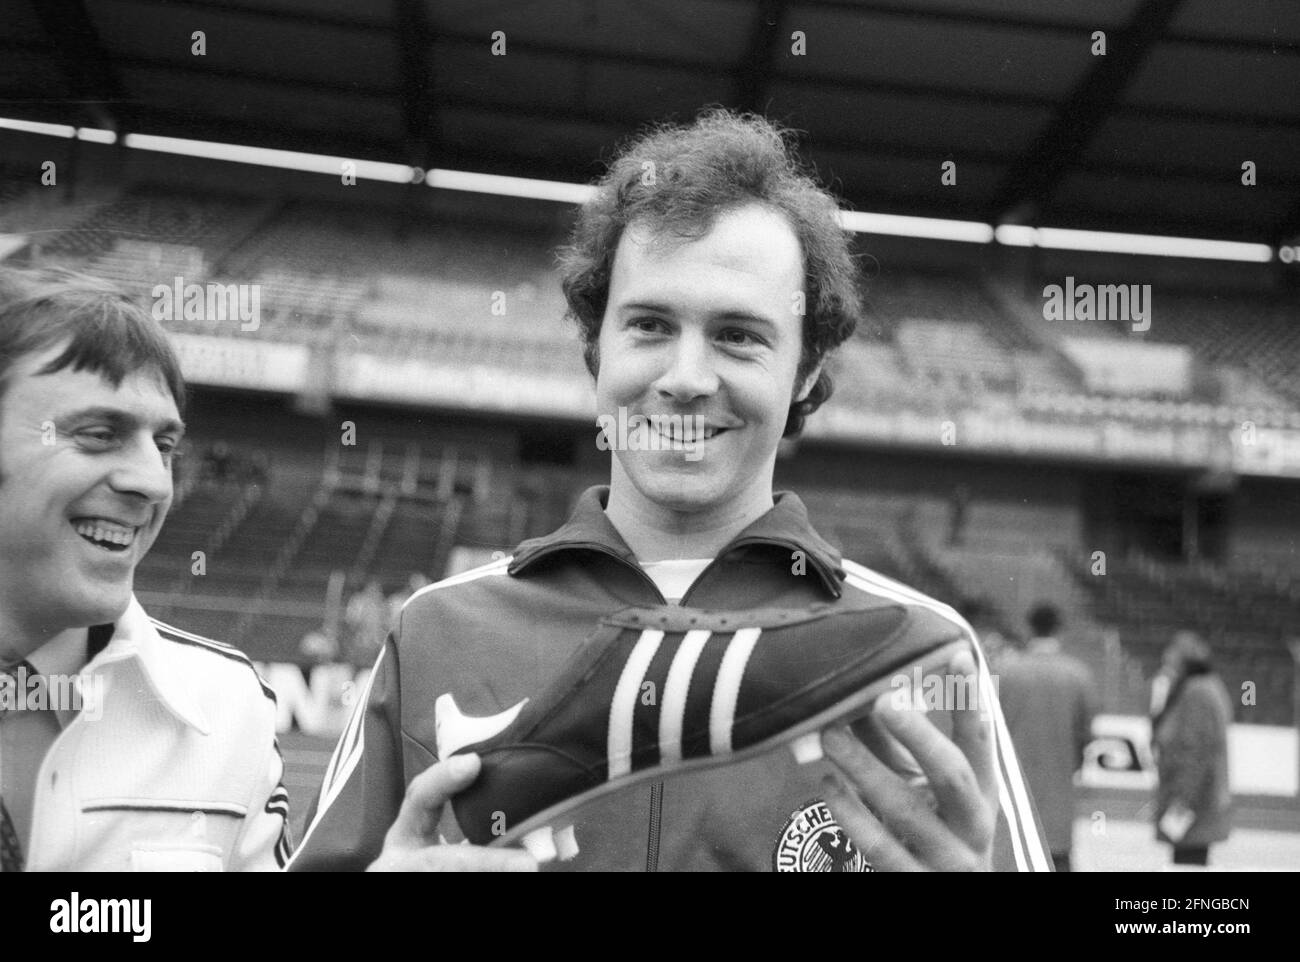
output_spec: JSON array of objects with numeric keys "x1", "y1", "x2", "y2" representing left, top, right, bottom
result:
[{"x1": 386, "y1": 753, "x2": 481, "y2": 849}]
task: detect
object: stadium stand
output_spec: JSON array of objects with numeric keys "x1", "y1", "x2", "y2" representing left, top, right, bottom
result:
[
  {"x1": 35, "y1": 185, "x2": 272, "y2": 269},
  {"x1": 1141, "y1": 290, "x2": 1300, "y2": 406},
  {"x1": 6, "y1": 170, "x2": 1296, "y2": 728},
  {"x1": 1059, "y1": 546, "x2": 1295, "y2": 724}
]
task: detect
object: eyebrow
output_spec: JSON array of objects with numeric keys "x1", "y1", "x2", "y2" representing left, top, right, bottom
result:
[{"x1": 59, "y1": 406, "x2": 187, "y2": 437}]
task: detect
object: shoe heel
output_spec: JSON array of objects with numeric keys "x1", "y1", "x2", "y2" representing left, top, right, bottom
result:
[
  {"x1": 555, "y1": 824, "x2": 579, "y2": 862},
  {"x1": 790, "y1": 732, "x2": 824, "y2": 764},
  {"x1": 521, "y1": 826, "x2": 558, "y2": 864}
]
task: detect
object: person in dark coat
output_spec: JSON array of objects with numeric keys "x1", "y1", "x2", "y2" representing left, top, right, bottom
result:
[
  {"x1": 998, "y1": 603, "x2": 1098, "y2": 872},
  {"x1": 1150, "y1": 631, "x2": 1234, "y2": 867}
]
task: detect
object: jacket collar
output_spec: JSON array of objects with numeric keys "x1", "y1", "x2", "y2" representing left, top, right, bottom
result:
[
  {"x1": 82, "y1": 595, "x2": 211, "y2": 734},
  {"x1": 509, "y1": 485, "x2": 845, "y2": 598}
]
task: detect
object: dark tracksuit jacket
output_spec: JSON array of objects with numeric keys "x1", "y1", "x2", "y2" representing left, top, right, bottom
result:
[{"x1": 290, "y1": 487, "x2": 1051, "y2": 871}]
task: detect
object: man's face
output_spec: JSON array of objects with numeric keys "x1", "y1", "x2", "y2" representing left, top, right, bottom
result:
[
  {"x1": 0, "y1": 344, "x2": 182, "y2": 648},
  {"x1": 595, "y1": 203, "x2": 813, "y2": 518}
]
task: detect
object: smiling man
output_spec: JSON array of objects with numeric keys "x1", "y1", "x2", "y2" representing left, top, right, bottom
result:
[
  {"x1": 291, "y1": 110, "x2": 1048, "y2": 872},
  {"x1": 0, "y1": 267, "x2": 289, "y2": 871},
  {"x1": 595, "y1": 203, "x2": 811, "y2": 551}
]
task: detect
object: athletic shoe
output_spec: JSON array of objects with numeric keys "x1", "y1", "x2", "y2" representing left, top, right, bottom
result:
[{"x1": 437, "y1": 599, "x2": 971, "y2": 859}]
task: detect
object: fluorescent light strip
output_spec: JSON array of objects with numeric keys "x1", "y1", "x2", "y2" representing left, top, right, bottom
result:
[
  {"x1": 1033, "y1": 226, "x2": 1273, "y2": 263},
  {"x1": 839, "y1": 209, "x2": 994, "y2": 244},
  {"x1": 426, "y1": 168, "x2": 596, "y2": 204},
  {"x1": 122, "y1": 132, "x2": 416, "y2": 184},
  {"x1": 0, "y1": 116, "x2": 1279, "y2": 262},
  {"x1": 0, "y1": 118, "x2": 116, "y2": 144},
  {"x1": 994, "y1": 224, "x2": 1037, "y2": 247},
  {"x1": 77, "y1": 127, "x2": 117, "y2": 145},
  {"x1": 0, "y1": 118, "x2": 76, "y2": 138}
]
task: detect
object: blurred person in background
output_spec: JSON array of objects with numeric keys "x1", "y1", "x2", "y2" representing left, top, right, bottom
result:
[
  {"x1": 958, "y1": 597, "x2": 1011, "y2": 669},
  {"x1": 998, "y1": 602, "x2": 1098, "y2": 872},
  {"x1": 947, "y1": 483, "x2": 970, "y2": 547},
  {"x1": 1150, "y1": 630, "x2": 1233, "y2": 868},
  {"x1": 342, "y1": 578, "x2": 386, "y2": 669},
  {"x1": 203, "y1": 439, "x2": 233, "y2": 483},
  {"x1": 298, "y1": 626, "x2": 340, "y2": 671}
]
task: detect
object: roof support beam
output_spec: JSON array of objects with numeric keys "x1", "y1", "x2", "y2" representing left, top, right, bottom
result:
[
  {"x1": 990, "y1": 0, "x2": 1187, "y2": 224},
  {"x1": 30, "y1": 0, "x2": 123, "y2": 131},
  {"x1": 734, "y1": 0, "x2": 787, "y2": 112},
  {"x1": 393, "y1": 0, "x2": 438, "y2": 173}
]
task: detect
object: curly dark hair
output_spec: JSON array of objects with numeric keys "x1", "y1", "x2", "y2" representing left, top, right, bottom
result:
[{"x1": 558, "y1": 108, "x2": 861, "y2": 437}]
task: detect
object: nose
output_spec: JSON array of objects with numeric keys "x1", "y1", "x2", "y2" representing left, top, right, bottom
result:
[
  {"x1": 108, "y1": 435, "x2": 173, "y2": 505},
  {"x1": 653, "y1": 330, "x2": 719, "y2": 402}
]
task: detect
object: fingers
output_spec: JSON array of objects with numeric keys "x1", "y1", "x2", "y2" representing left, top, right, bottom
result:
[
  {"x1": 369, "y1": 754, "x2": 539, "y2": 872},
  {"x1": 821, "y1": 771, "x2": 921, "y2": 871},
  {"x1": 877, "y1": 673, "x2": 994, "y2": 849},
  {"x1": 412, "y1": 845, "x2": 538, "y2": 873},
  {"x1": 368, "y1": 840, "x2": 538, "y2": 872},
  {"x1": 849, "y1": 711, "x2": 923, "y2": 779},
  {"x1": 946, "y1": 649, "x2": 998, "y2": 806},
  {"x1": 384, "y1": 753, "x2": 481, "y2": 850},
  {"x1": 824, "y1": 656, "x2": 999, "y2": 871},
  {"x1": 822, "y1": 725, "x2": 960, "y2": 867}
]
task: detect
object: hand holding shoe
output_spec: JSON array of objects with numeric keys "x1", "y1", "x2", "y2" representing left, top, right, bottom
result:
[
  {"x1": 820, "y1": 649, "x2": 996, "y2": 871},
  {"x1": 368, "y1": 754, "x2": 538, "y2": 872}
]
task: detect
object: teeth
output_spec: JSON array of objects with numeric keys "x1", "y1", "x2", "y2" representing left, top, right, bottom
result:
[
  {"x1": 658, "y1": 427, "x2": 720, "y2": 442},
  {"x1": 74, "y1": 520, "x2": 136, "y2": 546}
]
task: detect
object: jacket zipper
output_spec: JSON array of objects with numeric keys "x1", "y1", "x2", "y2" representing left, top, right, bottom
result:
[{"x1": 645, "y1": 782, "x2": 663, "y2": 872}]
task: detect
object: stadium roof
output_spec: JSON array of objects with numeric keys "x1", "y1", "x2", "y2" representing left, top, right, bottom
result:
[{"x1": 3, "y1": 0, "x2": 1298, "y2": 244}]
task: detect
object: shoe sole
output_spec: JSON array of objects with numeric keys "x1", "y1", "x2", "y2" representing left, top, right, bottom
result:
[{"x1": 489, "y1": 636, "x2": 974, "y2": 849}]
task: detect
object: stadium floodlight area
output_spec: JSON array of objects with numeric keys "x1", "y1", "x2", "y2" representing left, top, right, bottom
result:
[
  {"x1": 122, "y1": 133, "x2": 417, "y2": 184},
  {"x1": 0, "y1": 118, "x2": 117, "y2": 144},
  {"x1": 1003, "y1": 225, "x2": 1274, "y2": 264},
  {"x1": 76, "y1": 128, "x2": 117, "y2": 144},
  {"x1": 0, "y1": 116, "x2": 1282, "y2": 262},
  {"x1": 0, "y1": 117, "x2": 78, "y2": 139},
  {"x1": 425, "y1": 168, "x2": 596, "y2": 204},
  {"x1": 838, "y1": 210, "x2": 994, "y2": 244},
  {"x1": 993, "y1": 224, "x2": 1038, "y2": 247}
]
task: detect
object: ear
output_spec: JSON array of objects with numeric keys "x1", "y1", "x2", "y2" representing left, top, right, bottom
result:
[{"x1": 793, "y1": 360, "x2": 824, "y2": 404}]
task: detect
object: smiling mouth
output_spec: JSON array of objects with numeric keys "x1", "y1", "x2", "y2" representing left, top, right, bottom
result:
[
  {"x1": 71, "y1": 518, "x2": 140, "y2": 552},
  {"x1": 651, "y1": 425, "x2": 730, "y2": 444}
]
